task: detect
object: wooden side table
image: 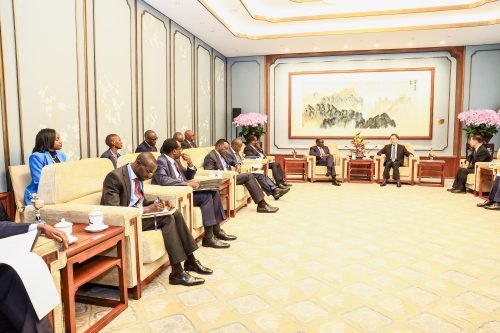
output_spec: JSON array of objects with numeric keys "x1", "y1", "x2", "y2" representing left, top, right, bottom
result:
[
  {"x1": 478, "y1": 166, "x2": 495, "y2": 199},
  {"x1": 347, "y1": 159, "x2": 374, "y2": 183},
  {"x1": 61, "y1": 224, "x2": 127, "y2": 333},
  {"x1": 218, "y1": 178, "x2": 231, "y2": 221},
  {"x1": 283, "y1": 158, "x2": 308, "y2": 182},
  {"x1": 418, "y1": 160, "x2": 445, "y2": 187}
]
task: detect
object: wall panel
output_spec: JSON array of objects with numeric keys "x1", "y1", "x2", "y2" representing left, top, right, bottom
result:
[
  {"x1": 214, "y1": 55, "x2": 226, "y2": 140},
  {"x1": 196, "y1": 44, "x2": 212, "y2": 146}
]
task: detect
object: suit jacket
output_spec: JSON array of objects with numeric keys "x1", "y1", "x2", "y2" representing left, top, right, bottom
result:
[
  {"x1": 466, "y1": 144, "x2": 493, "y2": 168},
  {"x1": 309, "y1": 146, "x2": 331, "y2": 161},
  {"x1": 100, "y1": 148, "x2": 120, "y2": 168},
  {"x1": 135, "y1": 141, "x2": 157, "y2": 153},
  {"x1": 203, "y1": 150, "x2": 235, "y2": 171},
  {"x1": 25, "y1": 150, "x2": 67, "y2": 205},
  {"x1": 101, "y1": 165, "x2": 154, "y2": 207},
  {"x1": 227, "y1": 148, "x2": 243, "y2": 165},
  {"x1": 377, "y1": 144, "x2": 411, "y2": 165},
  {"x1": 152, "y1": 154, "x2": 197, "y2": 186},
  {"x1": 243, "y1": 145, "x2": 265, "y2": 158},
  {"x1": 181, "y1": 140, "x2": 197, "y2": 149},
  {"x1": 0, "y1": 222, "x2": 30, "y2": 239}
]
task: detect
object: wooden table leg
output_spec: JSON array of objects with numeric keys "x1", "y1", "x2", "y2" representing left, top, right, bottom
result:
[{"x1": 62, "y1": 264, "x2": 76, "y2": 333}]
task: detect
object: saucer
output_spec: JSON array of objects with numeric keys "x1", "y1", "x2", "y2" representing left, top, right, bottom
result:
[
  {"x1": 85, "y1": 224, "x2": 109, "y2": 233},
  {"x1": 68, "y1": 235, "x2": 78, "y2": 244}
]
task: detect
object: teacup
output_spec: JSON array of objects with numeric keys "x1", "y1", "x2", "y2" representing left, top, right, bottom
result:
[
  {"x1": 88, "y1": 209, "x2": 104, "y2": 227},
  {"x1": 55, "y1": 218, "x2": 73, "y2": 239}
]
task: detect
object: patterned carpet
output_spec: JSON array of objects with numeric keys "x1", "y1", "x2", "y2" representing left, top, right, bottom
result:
[{"x1": 76, "y1": 181, "x2": 500, "y2": 333}]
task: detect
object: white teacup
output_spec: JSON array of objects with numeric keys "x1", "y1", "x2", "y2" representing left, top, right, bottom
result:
[
  {"x1": 88, "y1": 209, "x2": 104, "y2": 227},
  {"x1": 55, "y1": 218, "x2": 73, "y2": 239}
]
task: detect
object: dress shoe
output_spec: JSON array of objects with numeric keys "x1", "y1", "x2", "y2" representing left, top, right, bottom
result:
[
  {"x1": 202, "y1": 236, "x2": 230, "y2": 249},
  {"x1": 184, "y1": 259, "x2": 213, "y2": 275},
  {"x1": 169, "y1": 271, "x2": 205, "y2": 286},
  {"x1": 278, "y1": 183, "x2": 289, "y2": 189},
  {"x1": 447, "y1": 188, "x2": 455, "y2": 192},
  {"x1": 325, "y1": 172, "x2": 331, "y2": 177},
  {"x1": 380, "y1": 181, "x2": 387, "y2": 187},
  {"x1": 214, "y1": 229, "x2": 237, "y2": 241},
  {"x1": 332, "y1": 179, "x2": 341, "y2": 186},
  {"x1": 272, "y1": 187, "x2": 290, "y2": 200},
  {"x1": 451, "y1": 189, "x2": 466, "y2": 193},
  {"x1": 282, "y1": 182, "x2": 292, "y2": 187},
  {"x1": 257, "y1": 204, "x2": 279, "y2": 213},
  {"x1": 484, "y1": 202, "x2": 500, "y2": 210},
  {"x1": 477, "y1": 200, "x2": 493, "y2": 207},
  {"x1": 397, "y1": 181, "x2": 401, "y2": 188}
]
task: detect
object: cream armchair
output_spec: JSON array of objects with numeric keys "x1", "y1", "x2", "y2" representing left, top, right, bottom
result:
[
  {"x1": 22, "y1": 158, "x2": 188, "y2": 300},
  {"x1": 374, "y1": 144, "x2": 419, "y2": 184},
  {"x1": 8, "y1": 164, "x2": 31, "y2": 222},
  {"x1": 461, "y1": 150, "x2": 500, "y2": 194},
  {"x1": 307, "y1": 143, "x2": 348, "y2": 182}
]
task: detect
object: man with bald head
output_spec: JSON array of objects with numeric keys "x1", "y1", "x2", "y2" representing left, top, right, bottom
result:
[
  {"x1": 181, "y1": 130, "x2": 197, "y2": 149},
  {"x1": 173, "y1": 132, "x2": 184, "y2": 145},
  {"x1": 135, "y1": 130, "x2": 158, "y2": 153},
  {"x1": 101, "y1": 152, "x2": 212, "y2": 287}
]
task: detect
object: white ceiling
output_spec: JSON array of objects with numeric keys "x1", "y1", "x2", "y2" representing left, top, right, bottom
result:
[{"x1": 145, "y1": 0, "x2": 500, "y2": 57}]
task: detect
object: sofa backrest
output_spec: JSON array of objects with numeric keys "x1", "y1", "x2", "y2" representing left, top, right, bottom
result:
[
  {"x1": 180, "y1": 147, "x2": 213, "y2": 169},
  {"x1": 117, "y1": 152, "x2": 161, "y2": 168},
  {"x1": 8, "y1": 164, "x2": 31, "y2": 210},
  {"x1": 38, "y1": 158, "x2": 114, "y2": 204}
]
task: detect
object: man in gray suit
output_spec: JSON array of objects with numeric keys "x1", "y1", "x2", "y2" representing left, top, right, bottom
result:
[
  {"x1": 100, "y1": 133, "x2": 122, "y2": 168},
  {"x1": 181, "y1": 130, "x2": 197, "y2": 149},
  {"x1": 152, "y1": 138, "x2": 235, "y2": 249},
  {"x1": 203, "y1": 139, "x2": 278, "y2": 213}
]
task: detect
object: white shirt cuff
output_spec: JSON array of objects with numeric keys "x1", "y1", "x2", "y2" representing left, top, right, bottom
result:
[{"x1": 28, "y1": 224, "x2": 38, "y2": 233}]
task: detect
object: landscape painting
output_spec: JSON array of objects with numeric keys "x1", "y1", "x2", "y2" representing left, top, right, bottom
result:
[{"x1": 288, "y1": 68, "x2": 434, "y2": 139}]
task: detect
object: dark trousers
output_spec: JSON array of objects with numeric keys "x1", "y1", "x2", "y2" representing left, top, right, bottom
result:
[
  {"x1": 489, "y1": 176, "x2": 500, "y2": 202},
  {"x1": 269, "y1": 162, "x2": 284, "y2": 183},
  {"x1": 142, "y1": 211, "x2": 198, "y2": 265},
  {"x1": 383, "y1": 160, "x2": 401, "y2": 180},
  {"x1": 0, "y1": 265, "x2": 53, "y2": 333},
  {"x1": 193, "y1": 190, "x2": 226, "y2": 227},
  {"x1": 316, "y1": 155, "x2": 336, "y2": 176},
  {"x1": 252, "y1": 173, "x2": 277, "y2": 195},
  {"x1": 452, "y1": 168, "x2": 475, "y2": 191},
  {"x1": 236, "y1": 173, "x2": 265, "y2": 204}
]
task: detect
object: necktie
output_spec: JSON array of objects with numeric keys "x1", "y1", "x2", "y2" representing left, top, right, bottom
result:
[
  {"x1": 221, "y1": 156, "x2": 229, "y2": 170},
  {"x1": 391, "y1": 145, "x2": 396, "y2": 161},
  {"x1": 318, "y1": 146, "x2": 325, "y2": 156},
  {"x1": 133, "y1": 178, "x2": 144, "y2": 207},
  {"x1": 174, "y1": 161, "x2": 185, "y2": 181}
]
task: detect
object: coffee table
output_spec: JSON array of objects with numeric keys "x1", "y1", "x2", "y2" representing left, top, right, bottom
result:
[
  {"x1": 347, "y1": 159, "x2": 374, "y2": 183},
  {"x1": 61, "y1": 224, "x2": 127, "y2": 333},
  {"x1": 418, "y1": 160, "x2": 445, "y2": 187},
  {"x1": 478, "y1": 165, "x2": 495, "y2": 199},
  {"x1": 283, "y1": 157, "x2": 308, "y2": 182}
]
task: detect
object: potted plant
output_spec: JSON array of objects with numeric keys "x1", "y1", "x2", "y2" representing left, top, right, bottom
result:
[
  {"x1": 232, "y1": 112, "x2": 267, "y2": 142},
  {"x1": 351, "y1": 132, "x2": 367, "y2": 159},
  {"x1": 457, "y1": 109, "x2": 500, "y2": 142}
]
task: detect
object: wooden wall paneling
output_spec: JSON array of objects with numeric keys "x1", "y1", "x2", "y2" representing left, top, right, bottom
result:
[
  {"x1": 195, "y1": 38, "x2": 212, "y2": 147},
  {"x1": 213, "y1": 50, "x2": 226, "y2": 141}
]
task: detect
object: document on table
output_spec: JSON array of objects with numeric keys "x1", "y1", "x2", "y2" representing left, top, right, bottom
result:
[{"x1": 0, "y1": 230, "x2": 60, "y2": 320}]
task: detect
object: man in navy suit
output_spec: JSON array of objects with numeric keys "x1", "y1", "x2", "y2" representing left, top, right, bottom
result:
[
  {"x1": 152, "y1": 139, "x2": 235, "y2": 249},
  {"x1": 309, "y1": 138, "x2": 341, "y2": 186},
  {"x1": 0, "y1": 221, "x2": 68, "y2": 333},
  {"x1": 135, "y1": 130, "x2": 158, "y2": 153},
  {"x1": 100, "y1": 133, "x2": 122, "y2": 168}
]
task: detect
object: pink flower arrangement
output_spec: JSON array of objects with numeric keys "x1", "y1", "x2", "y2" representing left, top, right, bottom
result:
[
  {"x1": 457, "y1": 109, "x2": 500, "y2": 126},
  {"x1": 232, "y1": 113, "x2": 267, "y2": 127}
]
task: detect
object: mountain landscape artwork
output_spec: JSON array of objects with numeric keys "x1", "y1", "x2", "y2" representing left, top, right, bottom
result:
[{"x1": 289, "y1": 68, "x2": 434, "y2": 139}]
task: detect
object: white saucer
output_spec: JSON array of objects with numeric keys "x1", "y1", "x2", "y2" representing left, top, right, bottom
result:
[
  {"x1": 85, "y1": 224, "x2": 109, "y2": 233},
  {"x1": 68, "y1": 236, "x2": 78, "y2": 244}
]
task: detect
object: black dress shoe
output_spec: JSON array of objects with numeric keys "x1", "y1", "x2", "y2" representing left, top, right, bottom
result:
[
  {"x1": 447, "y1": 188, "x2": 455, "y2": 192},
  {"x1": 169, "y1": 271, "x2": 205, "y2": 286},
  {"x1": 278, "y1": 183, "x2": 289, "y2": 189},
  {"x1": 397, "y1": 181, "x2": 401, "y2": 188},
  {"x1": 214, "y1": 229, "x2": 237, "y2": 241},
  {"x1": 184, "y1": 259, "x2": 213, "y2": 275},
  {"x1": 484, "y1": 202, "x2": 500, "y2": 210},
  {"x1": 477, "y1": 200, "x2": 493, "y2": 207},
  {"x1": 325, "y1": 172, "x2": 331, "y2": 177},
  {"x1": 281, "y1": 182, "x2": 292, "y2": 187},
  {"x1": 332, "y1": 180, "x2": 341, "y2": 186},
  {"x1": 272, "y1": 187, "x2": 290, "y2": 200},
  {"x1": 451, "y1": 189, "x2": 466, "y2": 193},
  {"x1": 257, "y1": 204, "x2": 279, "y2": 213},
  {"x1": 202, "y1": 236, "x2": 230, "y2": 248},
  {"x1": 380, "y1": 181, "x2": 387, "y2": 187}
]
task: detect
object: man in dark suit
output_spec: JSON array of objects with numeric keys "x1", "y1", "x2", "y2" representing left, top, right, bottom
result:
[
  {"x1": 181, "y1": 130, "x2": 197, "y2": 149},
  {"x1": 477, "y1": 174, "x2": 500, "y2": 210},
  {"x1": 244, "y1": 135, "x2": 291, "y2": 189},
  {"x1": 1, "y1": 221, "x2": 68, "y2": 333},
  {"x1": 101, "y1": 152, "x2": 212, "y2": 286},
  {"x1": 449, "y1": 135, "x2": 493, "y2": 193},
  {"x1": 152, "y1": 139, "x2": 236, "y2": 249},
  {"x1": 377, "y1": 134, "x2": 412, "y2": 188},
  {"x1": 203, "y1": 139, "x2": 279, "y2": 213},
  {"x1": 309, "y1": 138, "x2": 341, "y2": 186},
  {"x1": 135, "y1": 130, "x2": 158, "y2": 153},
  {"x1": 229, "y1": 139, "x2": 289, "y2": 200},
  {"x1": 100, "y1": 133, "x2": 122, "y2": 168},
  {"x1": 173, "y1": 132, "x2": 184, "y2": 145}
]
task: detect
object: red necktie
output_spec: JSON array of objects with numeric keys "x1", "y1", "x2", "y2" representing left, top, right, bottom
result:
[{"x1": 133, "y1": 178, "x2": 144, "y2": 206}]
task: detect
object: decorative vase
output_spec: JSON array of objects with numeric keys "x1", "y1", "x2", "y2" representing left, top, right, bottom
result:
[{"x1": 355, "y1": 152, "x2": 364, "y2": 159}]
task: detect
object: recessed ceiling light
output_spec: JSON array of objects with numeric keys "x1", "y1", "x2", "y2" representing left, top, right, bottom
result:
[
  {"x1": 440, "y1": 40, "x2": 447, "y2": 45},
  {"x1": 407, "y1": 42, "x2": 413, "y2": 46},
  {"x1": 343, "y1": 45, "x2": 349, "y2": 49},
  {"x1": 284, "y1": 48, "x2": 290, "y2": 52},
  {"x1": 313, "y1": 46, "x2": 319, "y2": 51},
  {"x1": 323, "y1": 0, "x2": 336, "y2": 3},
  {"x1": 374, "y1": 43, "x2": 380, "y2": 47}
]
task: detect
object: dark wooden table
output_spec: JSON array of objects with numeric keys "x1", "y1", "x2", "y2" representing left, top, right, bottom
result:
[
  {"x1": 347, "y1": 159, "x2": 374, "y2": 183},
  {"x1": 218, "y1": 178, "x2": 231, "y2": 220},
  {"x1": 61, "y1": 224, "x2": 127, "y2": 333},
  {"x1": 283, "y1": 158, "x2": 308, "y2": 182},
  {"x1": 418, "y1": 160, "x2": 445, "y2": 187},
  {"x1": 478, "y1": 166, "x2": 495, "y2": 199}
]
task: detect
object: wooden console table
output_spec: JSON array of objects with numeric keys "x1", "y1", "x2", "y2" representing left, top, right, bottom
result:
[
  {"x1": 61, "y1": 224, "x2": 127, "y2": 333},
  {"x1": 283, "y1": 158, "x2": 308, "y2": 182},
  {"x1": 418, "y1": 160, "x2": 445, "y2": 187},
  {"x1": 347, "y1": 159, "x2": 374, "y2": 183},
  {"x1": 478, "y1": 166, "x2": 495, "y2": 199}
]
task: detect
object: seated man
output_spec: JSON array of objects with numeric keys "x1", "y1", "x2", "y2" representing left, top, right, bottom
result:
[
  {"x1": 244, "y1": 135, "x2": 291, "y2": 189},
  {"x1": 135, "y1": 130, "x2": 158, "y2": 153},
  {"x1": 173, "y1": 132, "x2": 184, "y2": 145},
  {"x1": 229, "y1": 138, "x2": 289, "y2": 200},
  {"x1": 448, "y1": 135, "x2": 492, "y2": 193},
  {"x1": 377, "y1": 134, "x2": 412, "y2": 188},
  {"x1": 1, "y1": 222, "x2": 68, "y2": 333},
  {"x1": 203, "y1": 139, "x2": 279, "y2": 213},
  {"x1": 101, "y1": 152, "x2": 212, "y2": 286},
  {"x1": 100, "y1": 133, "x2": 122, "y2": 168},
  {"x1": 309, "y1": 138, "x2": 341, "y2": 186},
  {"x1": 152, "y1": 139, "x2": 236, "y2": 249},
  {"x1": 477, "y1": 173, "x2": 500, "y2": 210},
  {"x1": 181, "y1": 130, "x2": 197, "y2": 149}
]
